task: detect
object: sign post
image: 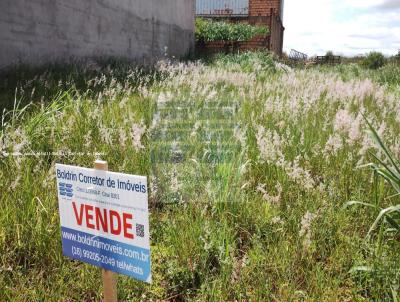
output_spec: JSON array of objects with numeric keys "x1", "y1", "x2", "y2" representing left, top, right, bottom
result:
[
  {"x1": 55, "y1": 160, "x2": 151, "y2": 300},
  {"x1": 94, "y1": 160, "x2": 117, "y2": 302}
]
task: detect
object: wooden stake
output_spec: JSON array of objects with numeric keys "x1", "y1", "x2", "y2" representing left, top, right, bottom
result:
[
  {"x1": 94, "y1": 160, "x2": 118, "y2": 302},
  {"x1": 101, "y1": 269, "x2": 117, "y2": 302}
]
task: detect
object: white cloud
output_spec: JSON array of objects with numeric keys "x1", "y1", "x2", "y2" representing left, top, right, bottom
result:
[
  {"x1": 349, "y1": 0, "x2": 400, "y2": 10},
  {"x1": 283, "y1": 0, "x2": 400, "y2": 56},
  {"x1": 345, "y1": 0, "x2": 382, "y2": 8}
]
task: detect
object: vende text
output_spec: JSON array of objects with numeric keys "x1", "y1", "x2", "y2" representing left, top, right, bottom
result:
[{"x1": 72, "y1": 202, "x2": 134, "y2": 239}]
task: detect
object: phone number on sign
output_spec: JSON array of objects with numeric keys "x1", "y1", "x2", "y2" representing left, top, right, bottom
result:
[{"x1": 71, "y1": 246, "x2": 116, "y2": 266}]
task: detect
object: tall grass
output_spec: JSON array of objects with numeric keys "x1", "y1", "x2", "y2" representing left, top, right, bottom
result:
[
  {"x1": 1, "y1": 53, "x2": 399, "y2": 301},
  {"x1": 346, "y1": 117, "x2": 400, "y2": 236}
]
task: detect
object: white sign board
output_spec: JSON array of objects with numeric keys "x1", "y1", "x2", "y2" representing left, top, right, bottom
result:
[{"x1": 55, "y1": 163, "x2": 151, "y2": 283}]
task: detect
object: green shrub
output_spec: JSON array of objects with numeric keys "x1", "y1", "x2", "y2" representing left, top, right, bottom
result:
[
  {"x1": 195, "y1": 18, "x2": 268, "y2": 42},
  {"x1": 394, "y1": 50, "x2": 400, "y2": 64},
  {"x1": 362, "y1": 52, "x2": 386, "y2": 69}
]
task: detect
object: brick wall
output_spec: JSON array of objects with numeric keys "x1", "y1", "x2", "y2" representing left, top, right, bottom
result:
[{"x1": 249, "y1": 0, "x2": 281, "y2": 17}]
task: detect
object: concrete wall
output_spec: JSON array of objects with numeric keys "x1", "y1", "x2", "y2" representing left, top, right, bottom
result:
[{"x1": 0, "y1": 0, "x2": 195, "y2": 69}]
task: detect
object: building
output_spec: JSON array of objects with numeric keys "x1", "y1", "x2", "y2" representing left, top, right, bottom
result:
[
  {"x1": 0, "y1": 0, "x2": 195, "y2": 69},
  {"x1": 196, "y1": 0, "x2": 284, "y2": 56}
]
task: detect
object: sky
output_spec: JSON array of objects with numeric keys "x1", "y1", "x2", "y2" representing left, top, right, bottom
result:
[{"x1": 283, "y1": 0, "x2": 400, "y2": 56}]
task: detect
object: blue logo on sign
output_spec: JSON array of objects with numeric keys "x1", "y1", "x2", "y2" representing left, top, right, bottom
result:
[{"x1": 59, "y1": 183, "x2": 73, "y2": 197}]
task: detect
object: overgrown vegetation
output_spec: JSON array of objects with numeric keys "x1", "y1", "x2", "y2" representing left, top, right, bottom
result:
[
  {"x1": 1, "y1": 52, "x2": 399, "y2": 301},
  {"x1": 195, "y1": 18, "x2": 268, "y2": 42},
  {"x1": 317, "y1": 59, "x2": 400, "y2": 88},
  {"x1": 362, "y1": 51, "x2": 386, "y2": 70},
  {"x1": 346, "y1": 117, "x2": 400, "y2": 236},
  {"x1": 208, "y1": 51, "x2": 277, "y2": 73}
]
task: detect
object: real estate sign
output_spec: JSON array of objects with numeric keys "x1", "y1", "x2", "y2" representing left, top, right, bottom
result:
[{"x1": 55, "y1": 163, "x2": 151, "y2": 283}]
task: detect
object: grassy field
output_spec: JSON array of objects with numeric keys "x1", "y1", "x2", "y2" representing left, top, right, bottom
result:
[{"x1": 0, "y1": 54, "x2": 399, "y2": 301}]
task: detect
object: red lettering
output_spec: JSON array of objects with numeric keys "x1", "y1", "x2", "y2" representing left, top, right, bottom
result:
[
  {"x1": 95, "y1": 207, "x2": 108, "y2": 232},
  {"x1": 110, "y1": 210, "x2": 121, "y2": 235},
  {"x1": 123, "y1": 213, "x2": 134, "y2": 239},
  {"x1": 72, "y1": 202, "x2": 134, "y2": 238},
  {"x1": 72, "y1": 202, "x2": 84, "y2": 226},
  {"x1": 85, "y1": 205, "x2": 95, "y2": 229}
]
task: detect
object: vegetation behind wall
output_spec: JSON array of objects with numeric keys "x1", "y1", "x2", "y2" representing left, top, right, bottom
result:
[{"x1": 195, "y1": 18, "x2": 268, "y2": 43}]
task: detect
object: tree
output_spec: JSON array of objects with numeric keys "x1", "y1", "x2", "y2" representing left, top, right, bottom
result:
[{"x1": 362, "y1": 52, "x2": 386, "y2": 69}]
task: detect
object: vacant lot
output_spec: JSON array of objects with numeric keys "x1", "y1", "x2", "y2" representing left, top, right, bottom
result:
[{"x1": 1, "y1": 54, "x2": 399, "y2": 301}]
